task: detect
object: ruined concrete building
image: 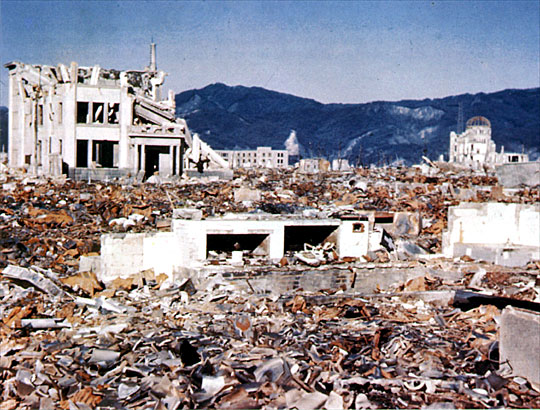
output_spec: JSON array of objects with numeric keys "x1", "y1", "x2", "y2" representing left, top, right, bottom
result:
[
  {"x1": 4, "y1": 44, "x2": 228, "y2": 180},
  {"x1": 449, "y1": 116, "x2": 528, "y2": 170},
  {"x1": 216, "y1": 146, "x2": 289, "y2": 169}
]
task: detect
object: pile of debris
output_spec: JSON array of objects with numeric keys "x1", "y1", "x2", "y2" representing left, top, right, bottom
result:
[
  {"x1": 1, "y1": 164, "x2": 539, "y2": 409},
  {"x1": 1, "y1": 262, "x2": 539, "y2": 409}
]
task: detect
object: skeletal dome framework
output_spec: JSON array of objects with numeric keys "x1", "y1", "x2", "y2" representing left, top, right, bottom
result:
[{"x1": 466, "y1": 116, "x2": 491, "y2": 129}]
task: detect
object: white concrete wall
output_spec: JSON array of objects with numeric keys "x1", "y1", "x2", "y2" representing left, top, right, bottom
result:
[
  {"x1": 443, "y1": 202, "x2": 540, "y2": 256},
  {"x1": 337, "y1": 221, "x2": 369, "y2": 258},
  {"x1": 77, "y1": 85, "x2": 121, "y2": 103},
  {"x1": 100, "y1": 233, "x2": 144, "y2": 283},
  {"x1": 500, "y1": 307, "x2": 540, "y2": 386},
  {"x1": 142, "y1": 232, "x2": 180, "y2": 277},
  {"x1": 100, "y1": 232, "x2": 181, "y2": 283},
  {"x1": 76, "y1": 126, "x2": 120, "y2": 140}
]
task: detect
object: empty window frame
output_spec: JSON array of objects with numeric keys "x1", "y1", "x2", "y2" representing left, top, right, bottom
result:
[
  {"x1": 93, "y1": 103, "x2": 104, "y2": 124},
  {"x1": 107, "y1": 103, "x2": 119, "y2": 124},
  {"x1": 77, "y1": 102, "x2": 90, "y2": 124},
  {"x1": 76, "y1": 140, "x2": 88, "y2": 167}
]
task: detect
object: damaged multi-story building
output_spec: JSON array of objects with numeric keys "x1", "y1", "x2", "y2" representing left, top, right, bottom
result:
[
  {"x1": 4, "y1": 44, "x2": 228, "y2": 180},
  {"x1": 216, "y1": 146, "x2": 289, "y2": 169},
  {"x1": 449, "y1": 116, "x2": 529, "y2": 170}
]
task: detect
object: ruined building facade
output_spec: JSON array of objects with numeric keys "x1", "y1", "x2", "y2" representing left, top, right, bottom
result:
[
  {"x1": 216, "y1": 146, "x2": 289, "y2": 169},
  {"x1": 449, "y1": 116, "x2": 528, "y2": 170},
  {"x1": 4, "y1": 44, "x2": 227, "y2": 179}
]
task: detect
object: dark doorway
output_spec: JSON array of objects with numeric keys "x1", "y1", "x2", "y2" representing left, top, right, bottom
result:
[
  {"x1": 76, "y1": 140, "x2": 88, "y2": 167},
  {"x1": 92, "y1": 141, "x2": 117, "y2": 168},
  {"x1": 284, "y1": 225, "x2": 338, "y2": 252},
  {"x1": 144, "y1": 145, "x2": 169, "y2": 179}
]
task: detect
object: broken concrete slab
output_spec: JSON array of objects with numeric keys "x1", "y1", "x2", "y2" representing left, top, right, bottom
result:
[
  {"x1": 500, "y1": 306, "x2": 540, "y2": 387},
  {"x1": 233, "y1": 187, "x2": 262, "y2": 202},
  {"x1": 2, "y1": 265, "x2": 65, "y2": 298}
]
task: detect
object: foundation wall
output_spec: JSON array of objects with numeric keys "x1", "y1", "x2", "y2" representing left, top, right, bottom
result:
[
  {"x1": 100, "y1": 232, "x2": 180, "y2": 283},
  {"x1": 443, "y1": 202, "x2": 540, "y2": 265}
]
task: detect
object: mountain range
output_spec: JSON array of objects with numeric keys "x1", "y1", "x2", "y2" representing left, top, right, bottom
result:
[
  {"x1": 1, "y1": 86, "x2": 538, "y2": 166},
  {"x1": 175, "y1": 84, "x2": 539, "y2": 165}
]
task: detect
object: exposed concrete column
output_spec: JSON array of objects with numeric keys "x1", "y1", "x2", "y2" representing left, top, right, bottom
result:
[
  {"x1": 63, "y1": 64, "x2": 78, "y2": 169},
  {"x1": 150, "y1": 43, "x2": 157, "y2": 71},
  {"x1": 119, "y1": 89, "x2": 132, "y2": 169},
  {"x1": 179, "y1": 139, "x2": 185, "y2": 176},
  {"x1": 141, "y1": 144, "x2": 146, "y2": 171},
  {"x1": 268, "y1": 224, "x2": 285, "y2": 260},
  {"x1": 169, "y1": 146, "x2": 174, "y2": 176},
  {"x1": 87, "y1": 139, "x2": 93, "y2": 168},
  {"x1": 8, "y1": 72, "x2": 22, "y2": 167},
  {"x1": 133, "y1": 143, "x2": 139, "y2": 172}
]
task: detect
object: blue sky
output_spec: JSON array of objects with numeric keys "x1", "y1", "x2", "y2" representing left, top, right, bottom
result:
[{"x1": 1, "y1": 0, "x2": 539, "y2": 106}]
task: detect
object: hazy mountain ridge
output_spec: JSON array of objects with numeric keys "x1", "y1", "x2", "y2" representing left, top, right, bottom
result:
[
  {"x1": 1, "y1": 86, "x2": 537, "y2": 165},
  {"x1": 176, "y1": 84, "x2": 540, "y2": 165}
]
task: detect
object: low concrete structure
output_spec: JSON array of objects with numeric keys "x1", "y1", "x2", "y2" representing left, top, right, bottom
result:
[
  {"x1": 442, "y1": 202, "x2": 540, "y2": 266},
  {"x1": 332, "y1": 158, "x2": 351, "y2": 171},
  {"x1": 96, "y1": 209, "x2": 423, "y2": 283},
  {"x1": 98, "y1": 212, "x2": 380, "y2": 282},
  {"x1": 500, "y1": 307, "x2": 540, "y2": 387},
  {"x1": 298, "y1": 158, "x2": 330, "y2": 173}
]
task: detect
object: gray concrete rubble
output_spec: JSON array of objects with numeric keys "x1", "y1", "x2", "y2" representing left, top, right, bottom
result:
[
  {"x1": 0, "y1": 163, "x2": 539, "y2": 408},
  {"x1": 500, "y1": 307, "x2": 540, "y2": 388}
]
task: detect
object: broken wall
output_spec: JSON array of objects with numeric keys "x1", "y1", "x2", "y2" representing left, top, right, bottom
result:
[
  {"x1": 443, "y1": 202, "x2": 540, "y2": 266},
  {"x1": 100, "y1": 232, "x2": 180, "y2": 284}
]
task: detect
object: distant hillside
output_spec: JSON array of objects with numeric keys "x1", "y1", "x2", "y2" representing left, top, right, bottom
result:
[{"x1": 176, "y1": 84, "x2": 540, "y2": 165}]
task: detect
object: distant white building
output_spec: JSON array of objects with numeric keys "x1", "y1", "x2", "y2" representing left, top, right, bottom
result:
[
  {"x1": 449, "y1": 116, "x2": 528, "y2": 170},
  {"x1": 332, "y1": 158, "x2": 351, "y2": 171},
  {"x1": 297, "y1": 158, "x2": 330, "y2": 173},
  {"x1": 216, "y1": 146, "x2": 288, "y2": 169}
]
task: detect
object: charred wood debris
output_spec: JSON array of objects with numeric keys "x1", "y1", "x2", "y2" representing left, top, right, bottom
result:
[{"x1": 0, "y1": 165, "x2": 539, "y2": 410}]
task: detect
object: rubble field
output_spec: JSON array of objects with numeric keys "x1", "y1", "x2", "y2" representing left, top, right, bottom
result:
[{"x1": 1, "y1": 165, "x2": 539, "y2": 409}]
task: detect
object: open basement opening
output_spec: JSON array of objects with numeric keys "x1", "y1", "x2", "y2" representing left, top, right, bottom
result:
[
  {"x1": 284, "y1": 225, "x2": 339, "y2": 252},
  {"x1": 206, "y1": 233, "x2": 270, "y2": 257}
]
